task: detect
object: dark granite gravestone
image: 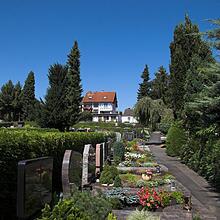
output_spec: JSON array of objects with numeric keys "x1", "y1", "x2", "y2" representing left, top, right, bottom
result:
[
  {"x1": 62, "y1": 150, "x2": 82, "y2": 197},
  {"x1": 17, "y1": 157, "x2": 53, "y2": 219},
  {"x1": 82, "y1": 144, "x2": 96, "y2": 186}
]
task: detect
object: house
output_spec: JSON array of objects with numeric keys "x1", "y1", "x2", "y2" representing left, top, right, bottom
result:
[
  {"x1": 121, "y1": 108, "x2": 138, "y2": 124},
  {"x1": 82, "y1": 91, "x2": 121, "y2": 122}
]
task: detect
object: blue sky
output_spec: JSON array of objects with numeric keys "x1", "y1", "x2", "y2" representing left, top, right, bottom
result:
[{"x1": 0, "y1": 0, "x2": 219, "y2": 111}]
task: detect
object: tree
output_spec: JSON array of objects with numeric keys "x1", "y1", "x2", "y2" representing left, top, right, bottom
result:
[
  {"x1": 65, "y1": 41, "x2": 83, "y2": 128},
  {"x1": 169, "y1": 15, "x2": 213, "y2": 119},
  {"x1": 137, "y1": 65, "x2": 151, "y2": 101},
  {"x1": 78, "y1": 111, "x2": 93, "y2": 122},
  {"x1": 150, "y1": 66, "x2": 169, "y2": 104},
  {"x1": 20, "y1": 71, "x2": 36, "y2": 120},
  {"x1": 41, "y1": 64, "x2": 68, "y2": 130},
  {"x1": 0, "y1": 80, "x2": 14, "y2": 121},
  {"x1": 12, "y1": 82, "x2": 22, "y2": 121},
  {"x1": 134, "y1": 96, "x2": 162, "y2": 130}
]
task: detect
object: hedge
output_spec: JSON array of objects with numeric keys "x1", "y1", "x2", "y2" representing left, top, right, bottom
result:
[{"x1": 0, "y1": 129, "x2": 107, "y2": 219}]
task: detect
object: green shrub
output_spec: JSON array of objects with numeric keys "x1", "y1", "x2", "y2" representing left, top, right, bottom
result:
[
  {"x1": 136, "y1": 179, "x2": 147, "y2": 188},
  {"x1": 171, "y1": 191, "x2": 184, "y2": 204},
  {"x1": 38, "y1": 191, "x2": 112, "y2": 220},
  {"x1": 0, "y1": 129, "x2": 108, "y2": 219},
  {"x1": 100, "y1": 165, "x2": 119, "y2": 184},
  {"x1": 127, "y1": 209, "x2": 160, "y2": 220},
  {"x1": 114, "y1": 175, "x2": 122, "y2": 187},
  {"x1": 107, "y1": 197, "x2": 123, "y2": 209},
  {"x1": 166, "y1": 121, "x2": 187, "y2": 156},
  {"x1": 120, "y1": 173, "x2": 140, "y2": 185},
  {"x1": 113, "y1": 142, "x2": 125, "y2": 163},
  {"x1": 107, "y1": 212, "x2": 117, "y2": 220}
]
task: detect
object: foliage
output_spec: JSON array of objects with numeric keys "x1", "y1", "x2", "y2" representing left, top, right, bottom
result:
[
  {"x1": 100, "y1": 165, "x2": 119, "y2": 184},
  {"x1": 137, "y1": 65, "x2": 151, "y2": 101},
  {"x1": 0, "y1": 129, "x2": 107, "y2": 218},
  {"x1": 166, "y1": 121, "x2": 187, "y2": 156},
  {"x1": 114, "y1": 175, "x2": 122, "y2": 187},
  {"x1": 177, "y1": 20, "x2": 220, "y2": 190},
  {"x1": 137, "y1": 187, "x2": 162, "y2": 211},
  {"x1": 20, "y1": 71, "x2": 37, "y2": 121},
  {"x1": 170, "y1": 191, "x2": 184, "y2": 204},
  {"x1": 107, "y1": 212, "x2": 117, "y2": 220},
  {"x1": 107, "y1": 197, "x2": 123, "y2": 209},
  {"x1": 134, "y1": 97, "x2": 172, "y2": 131},
  {"x1": 120, "y1": 173, "x2": 140, "y2": 186},
  {"x1": 136, "y1": 179, "x2": 147, "y2": 188},
  {"x1": 150, "y1": 66, "x2": 170, "y2": 105},
  {"x1": 0, "y1": 80, "x2": 23, "y2": 121},
  {"x1": 169, "y1": 15, "x2": 213, "y2": 118},
  {"x1": 158, "y1": 108, "x2": 174, "y2": 134},
  {"x1": 40, "y1": 64, "x2": 68, "y2": 131},
  {"x1": 65, "y1": 41, "x2": 83, "y2": 127},
  {"x1": 78, "y1": 111, "x2": 93, "y2": 122},
  {"x1": 159, "y1": 191, "x2": 171, "y2": 207},
  {"x1": 104, "y1": 188, "x2": 139, "y2": 206},
  {"x1": 38, "y1": 191, "x2": 112, "y2": 220},
  {"x1": 113, "y1": 141, "x2": 125, "y2": 163},
  {"x1": 193, "y1": 215, "x2": 202, "y2": 220},
  {"x1": 127, "y1": 209, "x2": 160, "y2": 220}
]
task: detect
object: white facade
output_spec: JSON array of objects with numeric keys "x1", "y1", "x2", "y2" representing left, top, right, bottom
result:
[
  {"x1": 82, "y1": 91, "x2": 120, "y2": 122},
  {"x1": 121, "y1": 115, "x2": 138, "y2": 124},
  {"x1": 82, "y1": 102, "x2": 117, "y2": 114}
]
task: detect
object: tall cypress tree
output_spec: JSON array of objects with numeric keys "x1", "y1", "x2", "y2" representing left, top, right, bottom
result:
[
  {"x1": 65, "y1": 41, "x2": 83, "y2": 128},
  {"x1": 42, "y1": 64, "x2": 68, "y2": 131},
  {"x1": 137, "y1": 65, "x2": 151, "y2": 101},
  {"x1": 150, "y1": 66, "x2": 169, "y2": 104},
  {"x1": 169, "y1": 15, "x2": 213, "y2": 118},
  {"x1": 21, "y1": 71, "x2": 36, "y2": 120}
]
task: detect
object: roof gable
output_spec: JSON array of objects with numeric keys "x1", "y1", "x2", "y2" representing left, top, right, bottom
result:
[{"x1": 82, "y1": 91, "x2": 117, "y2": 104}]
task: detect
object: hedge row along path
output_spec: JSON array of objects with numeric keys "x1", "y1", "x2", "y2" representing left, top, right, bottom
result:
[{"x1": 149, "y1": 132, "x2": 220, "y2": 219}]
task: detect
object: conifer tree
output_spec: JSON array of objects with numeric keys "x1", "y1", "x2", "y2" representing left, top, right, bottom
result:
[
  {"x1": 0, "y1": 80, "x2": 14, "y2": 121},
  {"x1": 42, "y1": 64, "x2": 68, "y2": 131},
  {"x1": 12, "y1": 81, "x2": 22, "y2": 121},
  {"x1": 137, "y1": 65, "x2": 151, "y2": 101},
  {"x1": 169, "y1": 15, "x2": 213, "y2": 118},
  {"x1": 21, "y1": 71, "x2": 36, "y2": 120},
  {"x1": 65, "y1": 41, "x2": 83, "y2": 128},
  {"x1": 150, "y1": 66, "x2": 169, "y2": 104}
]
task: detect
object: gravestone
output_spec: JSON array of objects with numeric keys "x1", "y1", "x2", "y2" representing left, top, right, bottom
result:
[
  {"x1": 62, "y1": 150, "x2": 82, "y2": 197},
  {"x1": 17, "y1": 157, "x2": 53, "y2": 219},
  {"x1": 95, "y1": 143, "x2": 103, "y2": 174},
  {"x1": 115, "y1": 132, "x2": 122, "y2": 142},
  {"x1": 123, "y1": 132, "x2": 134, "y2": 141},
  {"x1": 82, "y1": 144, "x2": 96, "y2": 186}
]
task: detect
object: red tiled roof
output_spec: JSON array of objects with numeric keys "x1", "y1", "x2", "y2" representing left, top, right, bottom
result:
[{"x1": 82, "y1": 91, "x2": 117, "y2": 103}]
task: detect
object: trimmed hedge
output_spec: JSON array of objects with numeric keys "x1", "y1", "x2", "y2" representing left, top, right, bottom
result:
[{"x1": 0, "y1": 129, "x2": 107, "y2": 219}]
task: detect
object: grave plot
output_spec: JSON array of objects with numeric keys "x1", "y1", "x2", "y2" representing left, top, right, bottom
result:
[{"x1": 94, "y1": 138, "x2": 186, "y2": 214}]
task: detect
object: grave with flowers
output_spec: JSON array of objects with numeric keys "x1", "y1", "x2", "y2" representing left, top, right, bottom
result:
[{"x1": 93, "y1": 138, "x2": 185, "y2": 214}]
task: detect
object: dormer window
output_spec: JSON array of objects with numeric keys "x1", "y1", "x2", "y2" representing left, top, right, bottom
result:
[{"x1": 104, "y1": 96, "x2": 107, "y2": 99}]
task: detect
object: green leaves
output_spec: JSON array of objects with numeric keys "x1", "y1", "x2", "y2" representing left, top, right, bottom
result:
[{"x1": 0, "y1": 129, "x2": 107, "y2": 218}]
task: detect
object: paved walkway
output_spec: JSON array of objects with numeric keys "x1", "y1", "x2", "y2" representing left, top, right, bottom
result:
[
  {"x1": 149, "y1": 143, "x2": 220, "y2": 219},
  {"x1": 147, "y1": 131, "x2": 163, "y2": 144}
]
